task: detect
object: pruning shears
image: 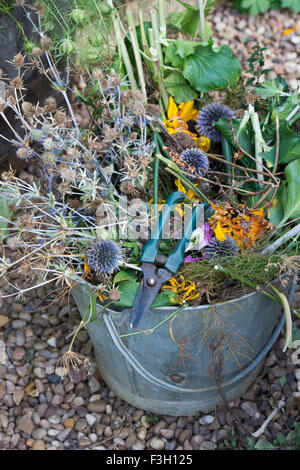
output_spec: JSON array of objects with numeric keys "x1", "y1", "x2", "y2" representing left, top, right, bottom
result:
[{"x1": 129, "y1": 191, "x2": 207, "y2": 330}]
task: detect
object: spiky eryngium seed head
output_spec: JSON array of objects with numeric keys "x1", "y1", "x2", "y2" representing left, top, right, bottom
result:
[
  {"x1": 43, "y1": 138, "x2": 54, "y2": 150},
  {"x1": 205, "y1": 235, "x2": 239, "y2": 259},
  {"x1": 180, "y1": 147, "x2": 209, "y2": 178},
  {"x1": 87, "y1": 239, "x2": 122, "y2": 275},
  {"x1": 196, "y1": 103, "x2": 235, "y2": 143},
  {"x1": 16, "y1": 147, "x2": 32, "y2": 160},
  {"x1": 30, "y1": 128, "x2": 44, "y2": 142}
]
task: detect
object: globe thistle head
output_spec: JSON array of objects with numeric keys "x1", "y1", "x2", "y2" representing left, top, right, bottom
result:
[
  {"x1": 204, "y1": 235, "x2": 239, "y2": 260},
  {"x1": 179, "y1": 148, "x2": 209, "y2": 179},
  {"x1": 87, "y1": 239, "x2": 122, "y2": 275},
  {"x1": 196, "y1": 103, "x2": 235, "y2": 143}
]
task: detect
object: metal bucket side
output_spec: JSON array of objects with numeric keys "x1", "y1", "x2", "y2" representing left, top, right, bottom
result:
[{"x1": 71, "y1": 277, "x2": 296, "y2": 415}]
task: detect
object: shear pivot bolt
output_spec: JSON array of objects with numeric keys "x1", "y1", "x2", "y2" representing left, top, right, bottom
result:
[{"x1": 147, "y1": 278, "x2": 156, "y2": 286}]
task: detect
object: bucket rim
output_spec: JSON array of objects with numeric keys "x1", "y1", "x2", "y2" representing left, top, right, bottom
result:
[{"x1": 74, "y1": 275, "x2": 289, "y2": 312}]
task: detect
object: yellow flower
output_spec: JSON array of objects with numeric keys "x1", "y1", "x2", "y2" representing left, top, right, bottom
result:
[
  {"x1": 148, "y1": 197, "x2": 166, "y2": 212},
  {"x1": 163, "y1": 97, "x2": 210, "y2": 152},
  {"x1": 175, "y1": 179, "x2": 200, "y2": 203},
  {"x1": 214, "y1": 221, "x2": 226, "y2": 242},
  {"x1": 163, "y1": 275, "x2": 199, "y2": 304}
]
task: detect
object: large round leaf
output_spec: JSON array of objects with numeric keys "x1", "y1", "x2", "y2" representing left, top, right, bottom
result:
[{"x1": 183, "y1": 43, "x2": 241, "y2": 93}]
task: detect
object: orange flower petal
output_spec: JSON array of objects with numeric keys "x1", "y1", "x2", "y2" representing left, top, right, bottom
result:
[{"x1": 283, "y1": 26, "x2": 298, "y2": 36}]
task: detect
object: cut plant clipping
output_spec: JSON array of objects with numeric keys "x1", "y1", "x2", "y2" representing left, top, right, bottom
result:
[{"x1": 0, "y1": 0, "x2": 300, "y2": 416}]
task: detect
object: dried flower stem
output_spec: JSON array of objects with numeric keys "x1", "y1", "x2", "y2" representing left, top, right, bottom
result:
[{"x1": 198, "y1": 0, "x2": 205, "y2": 42}]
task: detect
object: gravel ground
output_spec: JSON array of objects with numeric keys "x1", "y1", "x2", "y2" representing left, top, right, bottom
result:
[
  {"x1": 208, "y1": 2, "x2": 300, "y2": 91},
  {"x1": 1, "y1": 2, "x2": 300, "y2": 451}
]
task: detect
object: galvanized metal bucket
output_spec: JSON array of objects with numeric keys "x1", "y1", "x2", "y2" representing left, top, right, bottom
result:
[{"x1": 71, "y1": 277, "x2": 296, "y2": 416}]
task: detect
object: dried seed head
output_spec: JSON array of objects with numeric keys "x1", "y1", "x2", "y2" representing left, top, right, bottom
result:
[
  {"x1": 13, "y1": 53, "x2": 25, "y2": 68},
  {"x1": 1, "y1": 170, "x2": 15, "y2": 182},
  {"x1": 32, "y1": 47, "x2": 43, "y2": 57},
  {"x1": 16, "y1": 147, "x2": 32, "y2": 160},
  {"x1": 83, "y1": 151, "x2": 94, "y2": 162},
  {"x1": 0, "y1": 98, "x2": 6, "y2": 113},
  {"x1": 44, "y1": 97, "x2": 57, "y2": 113},
  {"x1": 41, "y1": 124, "x2": 52, "y2": 135},
  {"x1": 107, "y1": 72, "x2": 123, "y2": 88},
  {"x1": 66, "y1": 147, "x2": 80, "y2": 160},
  {"x1": 40, "y1": 35, "x2": 52, "y2": 51},
  {"x1": 130, "y1": 102, "x2": 145, "y2": 117},
  {"x1": 42, "y1": 151, "x2": 56, "y2": 166},
  {"x1": 34, "y1": 2, "x2": 46, "y2": 17},
  {"x1": 30, "y1": 128, "x2": 44, "y2": 142},
  {"x1": 54, "y1": 110, "x2": 66, "y2": 126},
  {"x1": 60, "y1": 168, "x2": 77, "y2": 182},
  {"x1": 171, "y1": 132, "x2": 197, "y2": 151},
  {"x1": 131, "y1": 90, "x2": 143, "y2": 102},
  {"x1": 145, "y1": 103, "x2": 160, "y2": 117},
  {"x1": 92, "y1": 68, "x2": 105, "y2": 80},
  {"x1": 22, "y1": 101, "x2": 36, "y2": 118},
  {"x1": 11, "y1": 76, "x2": 23, "y2": 90},
  {"x1": 128, "y1": 169, "x2": 139, "y2": 178},
  {"x1": 140, "y1": 156, "x2": 150, "y2": 169},
  {"x1": 103, "y1": 125, "x2": 118, "y2": 141},
  {"x1": 6, "y1": 236, "x2": 21, "y2": 251},
  {"x1": 57, "y1": 182, "x2": 70, "y2": 196},
  {"x1": 43, "y1": 138, "x2": 54, "y2": 150},
  {"x1": 7, "y1": 95, "x2": 16, "y2": 106},
  {"x1": 120, "y1": 181, "x2": 141, "y2": 197},
  {"x1": 109, "y1": 288, "x2": 120, "y2": 302}
]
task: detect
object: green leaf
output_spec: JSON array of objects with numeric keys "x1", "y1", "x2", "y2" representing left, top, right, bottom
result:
[
  {"x1": 214, "y1": 117, "x2": 254, "y2": 156},
  {"x1": 0, "y1": 192, "x2": 13, "y2": 240},
  {"x1": 113, "y1": 270, "x2": 137, "y2": 284},
  {"x1": 164, "y1": 71, "x2": 197, "y2": 103},
  {"x1": 168, "y1": 1, "x2": 215, "y2": 38},
  {"x1": 254, "y1": 438, "x2": 275, "y2": 450},
  {"x1": 183, "y1": 43, "x2": 241, "y2": 93},
  {"x1": 268, "y1": 188, "x2": 284, "y2": 226},
  {"x1": 239, "y1": 0, "x2": 271, "y2": 15},
  {"x1": 273, "y1": 94, "x2": 300, "y2": 125},
  {"x1": 263, "y1": 124, "x2": 300, "y2": 166},
  {"x1": 280, "y1": 160, "x2": 300, "y2": 225},
  {"x1": 163, "y1": 40, "x2": 199, "y2": 69},
  {"x1": 115, "y1": 280, "x2": 177, "y2": 308},
  {"x1": 281, "y1": 0, "x2": 300, "y2": 13},
  {"x1": 254, "y1": 79, "x2": 285, "y2": 99},
  {"x1": 174, "y1": 0, "x2": 217, "y2": 15},
  {"x1": 292, "y1": 324, "x2": 300, "y2": 341},
  {"x1": 279, "y1": 375, "x2": 287, "y2": 387},
  {"x1": 115, "y1": 280, "x2": 139, "y2": 307}
]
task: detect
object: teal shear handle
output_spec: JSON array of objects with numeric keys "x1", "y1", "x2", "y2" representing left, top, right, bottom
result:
[
  {"x1": 165, "y1": 204, "x2": 202, "y2": 274},
  {"x1": 140, "y1": 191, "x2": 205, "y2": 274}
]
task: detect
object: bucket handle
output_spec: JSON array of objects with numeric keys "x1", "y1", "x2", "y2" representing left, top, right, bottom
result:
[{"x1": 103, "y1": 276, "x2": 297, "y2": 393}]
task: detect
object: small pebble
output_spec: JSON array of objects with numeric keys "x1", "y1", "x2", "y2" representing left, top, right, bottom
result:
[{"x1": 149, "y1": 436, "x2": 165, "y2": 450}]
